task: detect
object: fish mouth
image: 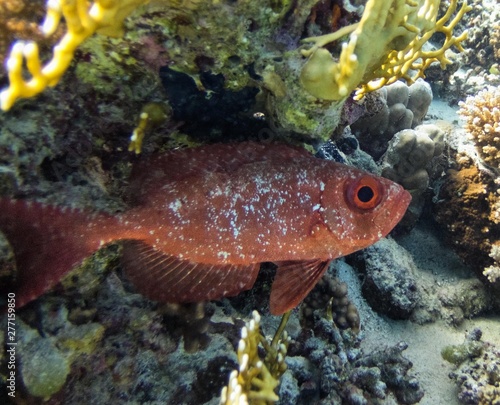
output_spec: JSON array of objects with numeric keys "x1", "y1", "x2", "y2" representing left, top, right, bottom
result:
[
  {"x1": 398, "y1": 188, "x2": 412, "y2": 210},
  {"x1": 387, "y1": 186, "x2": 412, "y2": 224},
  {"x1": 375, "y1": 180, "x2": 412, "y2": 233}
]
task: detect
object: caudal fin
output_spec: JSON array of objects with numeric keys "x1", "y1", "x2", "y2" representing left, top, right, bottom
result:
[{"x1": 0, "y1": 199, "x2": 118, "y2": 308}]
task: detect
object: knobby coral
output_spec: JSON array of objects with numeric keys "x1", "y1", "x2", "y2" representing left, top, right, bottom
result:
[
  {"x1": 300, "y1": 0, "x2": 471, "y2": 100},
  {"x1": 0, "y1": 0, "x2": 149, "y2": 111},
  {"x1": 459, "y1": 85, "x2": 500, "y2": 171}
]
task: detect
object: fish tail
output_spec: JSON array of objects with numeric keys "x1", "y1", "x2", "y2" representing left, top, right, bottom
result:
[{"x1": 0, "y1": 198, "x2": 120, "y2": 308}]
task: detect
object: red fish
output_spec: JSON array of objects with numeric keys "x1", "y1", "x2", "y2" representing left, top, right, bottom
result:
[{"x1": 0, "y1": 142, "x2": 410, "y2": 314}]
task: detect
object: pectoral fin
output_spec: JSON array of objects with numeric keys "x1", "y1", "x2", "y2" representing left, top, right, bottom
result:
[
  {"x1": 270, "y1": 260, "x2": 331, "y2": 315},
  {"x1": 121, "y1": 240, "x2": 260, "y2": 303}
]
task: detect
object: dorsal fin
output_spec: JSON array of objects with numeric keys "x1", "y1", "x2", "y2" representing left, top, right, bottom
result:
[
  {"x1": 128, "y1": 142, "x2": 310, "y2": 205},
  {"x1": 270, "y1": 260, "x2": 331, "y2": 315},
  {"x1": 0, "y1": 199, "x2": 117, "y2": 308},
  {"x1": 121, "y1": 240, "x2": 260, "y2": 303}
]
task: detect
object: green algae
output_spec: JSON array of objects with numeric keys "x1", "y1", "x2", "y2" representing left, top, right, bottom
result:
[{"x1": 441, "y1": 341, "x2": 484, "y2": 365}]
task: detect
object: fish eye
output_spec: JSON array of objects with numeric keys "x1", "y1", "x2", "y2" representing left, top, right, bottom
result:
[
  {"x1": 345, "y1": 176, "x2": 383, "y2": 210},
  {"x1": 357, "y1": 185, "x2": 374, "y2": 203}
]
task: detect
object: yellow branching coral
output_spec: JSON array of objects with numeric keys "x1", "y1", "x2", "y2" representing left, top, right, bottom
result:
[
  {"x1": 220, "y1": 311, "x2": 290, "y2": 405},
  {"x1": 129, "y1": 102, "x2": 171, "y2": 154},
  {"x1": 0, "y1": 0, "x2": 149, "y2": 111},
  {"x1": 459, "y1": 86, "x2": 500, "y2": 170},
  {"x1": 300, "y1": 0, "x2": 471, "y2": 101}
]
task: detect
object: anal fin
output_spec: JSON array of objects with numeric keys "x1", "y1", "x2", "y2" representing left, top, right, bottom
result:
[
  {"x1": 121, "y1": 240, "x2": 260, "y2": 304},
  {"x1": 270, "y1": 259, "x2": 331, "y2": 315}
]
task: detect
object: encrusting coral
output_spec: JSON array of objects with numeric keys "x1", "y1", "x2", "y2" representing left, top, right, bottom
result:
[
  {"x1": 0, "y1": 0, "x2": 149, "y2": 111},
  {"x1": 450, "y1": 85, "x2": 500, "y2": 284},
  {"x1": 459, "y1": 85, "x2": 500, "y2": 171},
  {"x1": 299, "y1": 0, "x2": 471, "y2": 101}
]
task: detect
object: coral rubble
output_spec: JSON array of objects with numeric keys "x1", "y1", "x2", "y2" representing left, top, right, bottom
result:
[{"x1": 444, "y1": 328, "x2": 500, "y2": 405}]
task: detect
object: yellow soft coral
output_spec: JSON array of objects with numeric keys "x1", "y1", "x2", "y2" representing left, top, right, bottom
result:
[
  {"x1": 300, "y1": 0, "x2": 471, "y2": 101},
  {"x1": 0, "y1": 0, "x2": 149, "y2": 111},
  {"x1": 220, "y1": 311, "x2": 290, "y2": 405}
]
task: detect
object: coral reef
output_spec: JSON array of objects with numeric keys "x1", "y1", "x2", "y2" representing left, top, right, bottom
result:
[
  {"x1": 0, "y1": 0, "x2": 473, "y2": 144},
  {"x1": 459, "y1": 85, "x2": 500, "y2": 171},
  {"x1": 286, "y1": 315, "x2": 424, "y2": 404},
  {"x1": 1, "y1": 0, "x2": 500, "y2": 404},
  {"x1": 461, "y1": 0, "x2": 500, "y2": 69},
  {"x1": 437, "y1": 0, "x2": 500, "y2": 101},
  {"x1": 443, "y1": 328, "x2": 500, "y2": 405}
]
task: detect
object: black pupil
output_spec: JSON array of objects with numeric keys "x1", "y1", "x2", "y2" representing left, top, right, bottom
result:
[{"x1": 357, "y1": 186, "x2": 374, "y2": 203}]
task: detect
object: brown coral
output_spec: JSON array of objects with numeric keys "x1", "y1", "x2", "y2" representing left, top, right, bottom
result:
[
  {"x1": 300, "y1": 273, "x2": 360, "y2": 332},
  {"x1": 459, "y1": 86, "x2": 500, "y2": 170},
  {"x1": 434, "y1": 154, "x2": 500, "y2": 286}
]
